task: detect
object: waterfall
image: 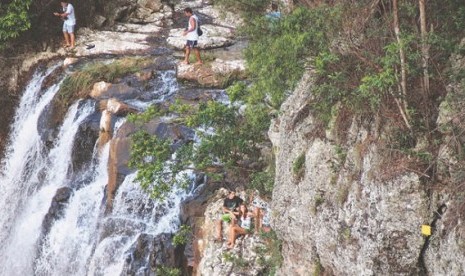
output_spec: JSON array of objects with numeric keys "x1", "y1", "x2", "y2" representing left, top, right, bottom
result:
[
  {"x1": 0, "y1": 64, "x2": 193, "y2": 275},
  {"x1": 0, "y1": 66, "x2": 60, "y2": 252},
  {"x1": 88, "y1": 173, "x2": 191, "y2": 275},
  {"x1": 0, "y1": 96, "x2": 95, "y2": 274}
]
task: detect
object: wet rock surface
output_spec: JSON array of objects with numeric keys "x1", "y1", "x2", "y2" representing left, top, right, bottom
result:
[
  {"x1": 2, "y1": 0, "x2": 248, "y2": 274},
  {"x1": 41, "y1": 187, "x2": 73, "y2": 237}
]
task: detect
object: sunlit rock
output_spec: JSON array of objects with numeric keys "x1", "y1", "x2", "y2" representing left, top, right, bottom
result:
[
  {"x1": 74, "y1": 28, "x2": 152, "y2": 57},
  {"x1": 104, "y1": 98, "x2": 137, "y2": 116},
  {"x1": 167, "y1": 25, "x2": 235, "y2": 50},
  {"x1": 176, "y1": 59, "x2": 245, "y2": 88},
  {"x1": 63, "y1": 57, "x2": 79, "y2": 67},
  {"x1": 90, "y1": 81, "x2": 138, "y2": 100}
]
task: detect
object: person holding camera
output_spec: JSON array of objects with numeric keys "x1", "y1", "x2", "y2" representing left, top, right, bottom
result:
[{"x1": 53, "y1": 1, "x2": 76, "y2": 49}]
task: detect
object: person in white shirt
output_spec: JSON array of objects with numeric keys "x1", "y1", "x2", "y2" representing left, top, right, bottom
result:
[
  {"x1": 182, "y1": 7, "x2": 202, "y2": 65},
  {"x1": 53, "y1": 1, "x2": 76, "y2": 48}
]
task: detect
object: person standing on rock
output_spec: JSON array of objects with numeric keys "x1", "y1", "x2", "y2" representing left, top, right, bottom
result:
[
  {"x1": 182, "y1": 8, "x2": 203, "y2": 65},
  {"x1": 53, "y1": 1, "x2": 76, "y2": 49}
]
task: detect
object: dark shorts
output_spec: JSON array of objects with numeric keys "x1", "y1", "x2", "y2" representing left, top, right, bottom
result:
[{"x1": 186, "y1": 40, "x2": 198, "y2": 49}]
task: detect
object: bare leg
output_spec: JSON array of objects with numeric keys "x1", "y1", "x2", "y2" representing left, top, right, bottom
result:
[
  {"x1": 228, "y1": 226, "x2": 247, "y2": 248},
  {"x1": 253, "y1": 208, "x2": 260, "y2": 233},
  {"x1": 63, "y1": 32, "x2": 70, "y2": 47},
  {"x1": 194, "y1": 48, "x2": 203, "y2": 64},
  {"x1": 183, "y1": 46, "x2": 191, "y2": 64},
  {"x1": 216, "y1": 219, "x2": 223, "y2": 240},
  {"x1": 227, "y1": 225, "x2": 235, "y2": 246},
  {"x1": 69, "y1": 33, "x2": 75, "y2": 48}
]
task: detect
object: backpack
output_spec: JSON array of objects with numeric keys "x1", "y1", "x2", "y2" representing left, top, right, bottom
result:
[{"x1": 197, "y1": 18, "x2": 203, "y2": 36}]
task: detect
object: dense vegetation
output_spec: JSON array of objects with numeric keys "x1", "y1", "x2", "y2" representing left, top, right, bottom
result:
[
  {"x1": 0, "y1": 0, "x2": 32, "y2": 46},
  {"x1": 129, "y1": 0, "x2": 465, "y2": 199},
  {"x1": 127, "y1": 0, "x2": 465, "y2": 274}
]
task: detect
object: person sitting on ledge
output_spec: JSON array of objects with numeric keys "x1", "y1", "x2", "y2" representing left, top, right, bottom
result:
[
  {"x1": 250, "y1": 190, "x2": 272, "y2": 233},
  {"x1": 216, "y1": 190, "x2": 243, "y2": 241},
  {"x1": 227, "y1": 203, "x2": 253, "y2": 249}
]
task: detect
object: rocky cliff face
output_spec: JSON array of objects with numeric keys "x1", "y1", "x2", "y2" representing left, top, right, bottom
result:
[{"x1": 269, "y1": 67, "x2": 465, "y2": 274}]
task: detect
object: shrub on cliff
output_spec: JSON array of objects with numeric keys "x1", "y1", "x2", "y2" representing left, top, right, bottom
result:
[
  {"x1": 128, "y1": 5, "x2": 342, "y2": 200},
  {"x1": 0, "y1": 0, "x2": 32, "y2": 46}
]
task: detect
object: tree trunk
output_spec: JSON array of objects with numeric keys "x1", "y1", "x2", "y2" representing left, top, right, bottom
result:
[
  {"x1": 393, "y1": 0, "x2": 411, "y2": 129},
  {"x1": 419, "y1": 0, "x2": 430, "y2": 96}
]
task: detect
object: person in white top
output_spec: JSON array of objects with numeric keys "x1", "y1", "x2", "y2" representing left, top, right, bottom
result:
[
  {"x1": 53, "y1": 1, "x2": 76, "y2": 48},
  {"x1": 182, "y1": 8, "x2": 203, "y2": 65}
]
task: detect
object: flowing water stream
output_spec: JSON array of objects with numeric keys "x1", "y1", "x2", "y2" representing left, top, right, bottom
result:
[{"x1": 0, "y1": 62, "x2": 192, "y2": 275}]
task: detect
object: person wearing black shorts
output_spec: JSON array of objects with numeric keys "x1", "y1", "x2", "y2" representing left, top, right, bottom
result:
[{"x1": 182, "y1": 8, "x2": 203, "y2": 65}]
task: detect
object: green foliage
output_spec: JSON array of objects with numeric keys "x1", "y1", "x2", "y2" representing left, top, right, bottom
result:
[
  {"x1": 335, "y1": 145, "x2": 347, "y2": 164},
  {"x1": 129, "y1": 5, "x2": 344, "y2": 198},
  {"x1": 128, "y1": 131, "x2": 192, "y2": 200},
  {"x1": 172, "y1": 225, "x2": 192, "y2": 246},
  {"x1": 213, "y1": 0, "x2": 270, "y2": 20},
  {"x1": 336, "y1": 186, "x2": 349, "y2": 206},
  {"x1": 155, "y1": 266, "x2": 181, "y2": 276},
  {"x1": 340, "y1": 226, "x2": 351, "y2": 241},
  {"x1": 314, "y1": 194, "x2": 324, "y2": 208},
  {"x1": 0, "y1": 0, "x2": 32, "y2": 45},
  {"x1": 58, "y1": 57, "x2": 151, "y2": 108},
  {"x1": 180, "y1": 100, "x2": 268, "y2": 170},
  {"x1": 127, "y1": 105, "x2": 166, "y2": 125},
  {"x1": 222, "y1": 252, "x2": 250, "y2": 268},
  {"x1": 292, "y1": 153, "x2": 305, "y2": 176},
  {"x1": 244, "y1": 6, "x2": 341, "y2": 109},
  {"x1": 256, "y1": 230, "x2": 283, "y2": 275},
  {"x1": 249, "y1": 170, "x2": 275, "y2": 196},
  {"x1": 313, "y1": 258, "x2": 323, "y2": 276}
]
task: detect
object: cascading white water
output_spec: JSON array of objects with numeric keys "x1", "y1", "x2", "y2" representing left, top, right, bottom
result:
[
  {"x1": 87, "y1": 172, "x2": 192, "y2": 275},
  {"x1": 0, "y1": 97, "x2": 95, "y2": 275},
  {"x1": 34, "y1": 143, "x2": 110, "y2": 275},
  {"x1": 0, "y1": 66, "x2": 60, "y2": 250},
  {"x1": 0, "y1": 64, "x2": 193, "y2": 275}
]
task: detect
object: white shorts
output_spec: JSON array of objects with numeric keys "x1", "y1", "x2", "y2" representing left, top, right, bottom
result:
[{"x1": 63, "y1": 24, "x2": 75, "y2": 33}]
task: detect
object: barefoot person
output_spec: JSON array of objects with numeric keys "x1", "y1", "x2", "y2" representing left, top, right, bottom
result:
[
  {"x1": 54, "y1": 1, "x2": 76, "y2": 48},
  {"x1": 216, "y1": 190, "x2": 243, "y2": 241},
  {"x1": 182, "y1": 8, "x2": 202, "y2": 64},
  {"x1": 227, "y1": 203, "x2": 253, "y2": 248}
]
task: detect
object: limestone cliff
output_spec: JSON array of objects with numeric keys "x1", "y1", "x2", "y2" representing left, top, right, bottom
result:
[{"x1": 269, "y1": 68, "x2": 465, "y2": 274}]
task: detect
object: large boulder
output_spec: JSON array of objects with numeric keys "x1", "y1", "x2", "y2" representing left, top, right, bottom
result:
[
  {"x1": 114, "y1": 23, "x2": 163, "y2": 33},
  {"x1": 41, "y1": 187, "x2": 73, "y2": 237},
  {"x1": 74, "y1": 28, "x2": 152, "y2": 57},
  {"x1": 100, "y1": 98, "x2": 138, "y2": 116},
  {"x1": 71, "y1": 112, "x2": 101, "y2": 173},
  {"x1": 167, "y1": 25, "x2": 235, "y2": 50},
  {"x1": 176, "y1": 59, "x2": 245, "y2": 88},
  {"x1": 90, "y1": 81, "x2": 139, "y2": 100},
  {"x1": 197, "y1": 6, "x2": 243, "y2": 28},
  {"x1": 137, "y1": 0, "x2": 163, "y2": 12},
  {"x1": 121, "y1": 233, "x2": 180, "y2": 275}
]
